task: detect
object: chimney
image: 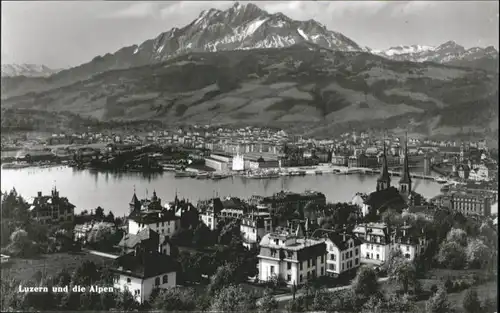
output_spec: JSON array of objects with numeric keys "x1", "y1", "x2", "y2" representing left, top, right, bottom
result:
[{"x1": 342, "y1": 231, "x2": 346, "y2": 242}]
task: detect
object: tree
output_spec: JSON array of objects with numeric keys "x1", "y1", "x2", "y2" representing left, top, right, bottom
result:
[
  {"x1": 152, "y1": 287, "x2": 197, "y2": 311},
  {"x1": 466, "y1": 238, "x2": 492, "y2": 269},
  {"x1": 192, "y1": 223, "x2": 213, "y2": 248},
  {"x1": 426, "y1": 287, "x2": 451, "y2": 313},
  {"x1": 463, "y1": 289, "x2": 481, "y2": 313},
  {"x1": 105, "y1": 211, "x2": 115, "y2": 224},
  {"x1": 7, "y1": 228, "x2": 35, "y2": 256},
  {"x1": 210, "y1": 285, "x2": 256, "y2": 312},
  {"x1": 352, "y1": 266, "x2": 379, "y2": 298},
  {"x1": 384, "y1": 247, "x2": 404, "y2": 274},
  {"x1": 446, "y1": 228, "x2": 468, "y2": 247},
  {"x1": 436, "y1": 241, "x2": 467, "y2": 269},
  {"x1": 391, "y1": 260, "x2": 418, "y2": 294},
  {"x1": 207, "y1": 264, "x2": 238, "y2": 296},
  {"x1": 218, "y1": 220, "x2": 241, "y2": 245},
  {"x1": 259, "y1": 288, "x2": 278, "y2": 313},
  {"x1": 94, "y1": 206, "x2": 105, "y2": 220}
]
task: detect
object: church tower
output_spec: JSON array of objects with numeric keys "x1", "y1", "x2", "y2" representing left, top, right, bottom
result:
[
  {"x1": 129, "y1": 187, "x2": 141, "y2": 213},
  {"x1": 399, "y1": 133, "x2": 412, "y2": 199},
  {"x1": 376, "y1": 138, "x2": 391, "y2": 192}
]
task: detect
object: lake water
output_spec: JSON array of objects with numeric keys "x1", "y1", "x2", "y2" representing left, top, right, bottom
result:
[{"x1": 0, "y1": 166, "x2": 451, "y2": 217}]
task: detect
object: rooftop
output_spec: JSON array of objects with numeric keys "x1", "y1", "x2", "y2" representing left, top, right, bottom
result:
[{"x1": 111, "y1": 250, "x2": 179, "y2": 279}]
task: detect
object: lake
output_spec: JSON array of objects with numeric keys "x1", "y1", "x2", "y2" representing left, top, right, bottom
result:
[{"x1": 0, "y1": 166, "x2": 452, "y2": 217}]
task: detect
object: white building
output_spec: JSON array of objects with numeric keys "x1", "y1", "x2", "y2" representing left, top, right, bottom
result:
[
  {"x1": 257, "y1": 228, "x2": 327, "y2": 286},
  {"x1": 112, "y1": 247, "x2": 179, "y2": 303},
  {"x1": 232, "y1": 153, "x2": 245, "y2": 171},
  {"x1": 199, "y1": 198, "x2": 223, "y2": 230},
  {"x1": 127, "y1": 192, "x2": 181, "y2": 236},
  {"x1": 240, "y1": 207, "x2": 273, "y2": 249},
  {"x1": 353, "y1": 223, "x2": 392, "y2": 265},
  {"x1": 312, "y1": 229, "x2": 362, "y2": 277},
  {"x1": 389, "y1": 222, "x2": 428, "y2": 261},
  {"x1": 469, "y1": 163, "x2": 492, "y2": 182}
]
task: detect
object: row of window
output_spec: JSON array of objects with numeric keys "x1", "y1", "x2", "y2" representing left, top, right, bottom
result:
[{"x1": 327, "y1": 258, "x2": 359, "y2": 272}]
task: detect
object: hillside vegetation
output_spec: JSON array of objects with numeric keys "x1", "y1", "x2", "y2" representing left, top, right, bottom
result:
[{"x1": 1, "y1": 45, "x2": 498, "y2": 137}]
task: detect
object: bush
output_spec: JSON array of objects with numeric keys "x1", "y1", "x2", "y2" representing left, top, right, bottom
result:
[{"x1": 462, "y1": 289, "x2": 481, "y2": 313}]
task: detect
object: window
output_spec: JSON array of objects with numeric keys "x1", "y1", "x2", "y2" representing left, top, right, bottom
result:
[
  {"x1": 300, "y1": 262, "x2": 303, "y2": 270},
  {"x1": 341, "y1": 253, "x2": 344, "y2": 261},
  {"x1": 270, "y1": 266, "x2": 275, "y2": 275},
  {"x1": 252, "y1": 229, "x2": 255, "y2": 233},
  {"x1": 134, "y1": 289, "x2": 140, "y2": 296},
  {"x1": 162, "y1": 275, "x2": 168, "y2": 284},
  {"x1": 287, "y1": 274, "x2": 292, "y2": 281},
  {"x1": 355, "y1": 248, "x2": 359, "y2": 256},
  {"x1": 127, "y1": 278, "x2": 131, "y2": 284},
  {"x1": 155, "y1": 277, "x2": 160, "y2": 286},
  {"x1": 376, "y1": 254, "x2": 380, "y2": 260},
  {"x1": 341, "y1": 264, "x2": 344, "y2": 271},
  {"x1": 331, "y1": 254, "x2": 336, "y2": 261},
  {"x1": 350, "y1": 241, "x2": 353, "y2": 248},
  {"x1": 405, "y1": 253, "x2": 411, "y2": 259},
  {"x1": 156, "y1": 223, "x2": 159, "y2": 228},
  {"x1": 287, "y1": 262, "x2": 292, "y2": 270},
  {"x1": 366, "y1": 253, "x2": 370, "y2": 259},
  {"x1": 355, "y1": 258, "x2": 359, "y2": 265},
  {"x1": 300, "y1": 275, "x2": 303, "y2": 282},
  {"x1": 320, "y1": 255, "x2": 324, "y2": 263},
  {"x1": 274, "y1": 239, "x2": 279, "y2": 245},
  {"x1": 406, "y1": 246, "x2": 409, "y2": 252},
  {"x1": 307, "y1": 259, "x2": 311, "y2": 268},
  {"x1": 321, "y1": 267, "x2": 324, "y2": 276}
]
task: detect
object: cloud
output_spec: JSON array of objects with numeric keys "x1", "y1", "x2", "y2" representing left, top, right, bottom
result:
[{"x1": 103, "y1": 2, "x2": 163, "y2": 19}]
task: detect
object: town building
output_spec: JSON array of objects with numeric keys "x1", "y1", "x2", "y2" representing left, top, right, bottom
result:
[
  {"x1": 111, "y1": 239, "x2": 179, "y2": 303},
  {"x1": 28, "y1": 187, "x2": 75, "y2": 224},
  {"x1": 311, "y1": 229, "x2": 362, "y2": 277},
  {"x1": 117, "y1": 228, "x2": 171, "y2": 255},
  {"x1": 262, "y1": 190, "x2": 326, "y2": 212},
  {"x1": 431, "y1": 191, "x2": 492, "y2": 217},
  {"x1": 204, "y1": 156, "x2": 229, "y2": 172},
  {"x1": 390, "y1": 222, "x2": 428, "y2": 261},
  {"x1": 257, "y1": 228, "x2": 327, "y2": 286},
  {"x1": 240, "y1": 207, "x2": 273, "y2": 249},
  {"x1": 198, "y1": 198, "x2": 224, "y2": 230},
  {"x1": 127, "y1": 191, "x2": 181, "y2": 236},
  {"x1": 353, "y1": 223, "x2": 392, "y2": 265},
  {"x1": 232, "y1": 153, "x2": 245, "y2": 171}
]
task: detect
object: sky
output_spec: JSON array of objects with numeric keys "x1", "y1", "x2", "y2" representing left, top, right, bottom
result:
[{"x1": 1, "y1": 1, "x2": 499, "y2": 68}]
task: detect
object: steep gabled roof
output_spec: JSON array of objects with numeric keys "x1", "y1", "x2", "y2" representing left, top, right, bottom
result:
[{"x1": 111, "y1": 250, "x2": 180, "y2": 279}]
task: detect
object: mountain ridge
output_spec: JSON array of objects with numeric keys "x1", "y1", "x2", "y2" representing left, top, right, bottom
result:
[
  {"x1": 373, "y1": 41, "x2": 498, "y2": 71},
  {"x1": 1, "y1": 63, "x2": 62, "y2": 78},
  {"x1": 2, "y1": 45, "x2": 497, "y2": 138}
]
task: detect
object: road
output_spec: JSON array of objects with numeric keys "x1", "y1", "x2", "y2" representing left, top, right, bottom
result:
[{"x1": 257, "y1": 277, "x2": 390, "y2": 304}]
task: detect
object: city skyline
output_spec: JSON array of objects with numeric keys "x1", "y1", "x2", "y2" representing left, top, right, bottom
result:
[{"x1": 1, "y1": 1, "x2": 499, "y2": 68}]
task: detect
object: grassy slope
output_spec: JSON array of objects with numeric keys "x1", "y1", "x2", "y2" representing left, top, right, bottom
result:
[{"x1": 1, "y1": 46, "x2": 498, "y2": 138}]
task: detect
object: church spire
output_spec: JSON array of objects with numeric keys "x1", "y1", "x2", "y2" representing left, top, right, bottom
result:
[
  {"x1": 399, "y1": 132, "x2": 412, "y2": 197},
  {"x1": 377, "y1": 133, "x2": 391, "y2": 191}
]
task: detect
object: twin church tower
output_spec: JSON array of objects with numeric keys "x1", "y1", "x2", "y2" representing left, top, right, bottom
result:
[{"x1": 376, "y1": 134, "x2": 412, "y2": 200}]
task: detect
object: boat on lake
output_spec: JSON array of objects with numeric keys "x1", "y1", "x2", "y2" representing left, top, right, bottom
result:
[
  {"x1": 175, "y1": 171, "x2": 196, "y2": 178},
  {"x1": 1, "y1": 163, "x2": 30, "y2": 169}
]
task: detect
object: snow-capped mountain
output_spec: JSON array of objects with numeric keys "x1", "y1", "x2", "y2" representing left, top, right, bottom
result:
[
  {"x1": 374, "y1": 41, "x2": 498, "y2": 69},
  {"x1": 1, "y1": 63, "x2": 61, "y2": 77},
  {"x1": 133, "y1": 2, "x2": 362, "y2": 63}
]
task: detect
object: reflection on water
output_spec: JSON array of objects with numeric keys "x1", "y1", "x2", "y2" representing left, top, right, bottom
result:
[{"x1": 2, "y1": 166, "x2": 446, "y2": 217}]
